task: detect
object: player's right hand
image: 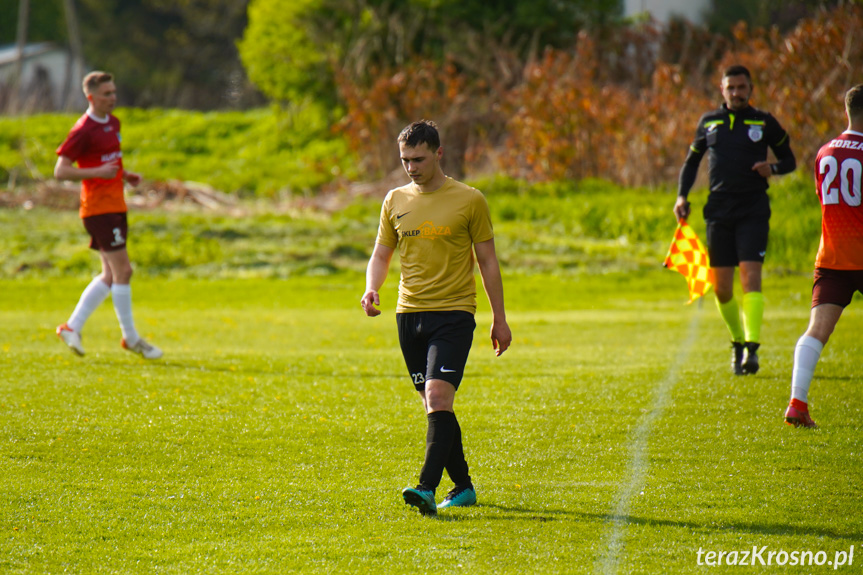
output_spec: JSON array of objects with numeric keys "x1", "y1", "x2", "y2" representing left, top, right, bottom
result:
[
  {"x1": 94, "y1": 160, "x2": 121, "y2": 179},
  {"x1": 673, "y1": 197, "x2": 691, "y2": 221},
  {"x1": 360, "y1": 290, "x2": 381, "y2": 317}
]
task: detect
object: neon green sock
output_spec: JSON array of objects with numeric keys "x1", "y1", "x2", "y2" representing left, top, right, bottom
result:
[
  {"x1": 742, "y1": 291, "x2": 764, "y2": 343},
  {"x1": 716, "y1": 296, "x2": 745, "y2": 343}
]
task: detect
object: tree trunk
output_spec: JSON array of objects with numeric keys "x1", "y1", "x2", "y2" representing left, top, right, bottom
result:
[
  {"x1": 62, "y1": 0, "x2": 85, "y2": 110},
  {"x1": 14, "y1": 0, "x2": 30, "y2": 112}
]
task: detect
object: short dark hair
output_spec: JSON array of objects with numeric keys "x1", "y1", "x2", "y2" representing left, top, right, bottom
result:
[
  {"x1": 398, "y1": 120, "x2": 441, "y2": 150},
  {"x1": 845, "y1": 84, "x2": 863, "y2": 121},
  {"x1": 723, "y1": 65, "x2": 752, "y2": 82},
  {"x1": 83, "y1": 71, "x2": 113, "y2": 95}
]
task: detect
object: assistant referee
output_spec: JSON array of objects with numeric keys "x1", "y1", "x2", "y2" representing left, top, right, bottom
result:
[{"x1": 674, "y1": 65, "x2": 796, "y2": 375}]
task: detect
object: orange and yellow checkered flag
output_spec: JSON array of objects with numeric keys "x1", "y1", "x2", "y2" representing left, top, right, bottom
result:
[{"x1": 664, "y1": 221, "x2": 714, "y2": 304}]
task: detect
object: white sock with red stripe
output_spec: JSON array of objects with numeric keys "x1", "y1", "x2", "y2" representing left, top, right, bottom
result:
[
  {"x1": 791, "y1": 335, "x2": 823, "y2": 404},
  {"x1": 68, "y1": 277, "x2": 111, "y2": 333},
  {"x1": 111, "y1": 284, "x2": 140, "y2": 345}
]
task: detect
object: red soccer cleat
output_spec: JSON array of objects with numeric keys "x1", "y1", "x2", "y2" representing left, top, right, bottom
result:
[{"x1": 784, "y1": 400, "x2": 818, "y2": 429}]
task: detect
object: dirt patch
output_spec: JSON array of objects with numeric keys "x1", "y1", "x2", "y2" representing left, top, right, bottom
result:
[{"x1": 0, "y1": 170, "x2": 407, "y2": 215}]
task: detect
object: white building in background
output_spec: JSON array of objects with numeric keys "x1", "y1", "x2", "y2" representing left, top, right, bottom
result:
[
  {"x1": 624, "y1": 0, "x2": 711, "y2": 24},
  {"x1": 0, "y1": 42, "x2": 86, "y2": 111}
]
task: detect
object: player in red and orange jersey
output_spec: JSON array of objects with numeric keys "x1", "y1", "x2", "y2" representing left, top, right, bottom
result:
[
  {"x1": 785, "y1": 84, "x2": 863, "y2": 428},
  {"x1": 54, "y1": 71, "x2": 162, "y2": 359}
]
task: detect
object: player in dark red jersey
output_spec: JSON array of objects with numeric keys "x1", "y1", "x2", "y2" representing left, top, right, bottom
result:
[
  {"x1": 784, "y1": 84, "x2": 863, "y2": 428},
  {"x1": 54, "y1": 71, "x2": 162, "y2": 359},
  {"x1": 674, "y1": 65, "x2": 796, "y2": 375}
]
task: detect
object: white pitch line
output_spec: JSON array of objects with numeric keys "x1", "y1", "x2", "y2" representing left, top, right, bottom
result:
[{"x1": 595, "y1": 308, "x2": 702, "y2": 575}]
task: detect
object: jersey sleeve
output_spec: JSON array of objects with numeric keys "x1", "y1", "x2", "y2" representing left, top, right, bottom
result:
[
  {"x1": 56, "y1": 123, "x2": 88, "y2": 161},
  {"x1": 689, "y1": 116, "x2": 709, "y2": 154},
  {"x1": 765, "y1": 114, "x2": 789, "y2": 148},
  {"x1": 678, "y1": 116, "x2": 708, "y2": 197},
  {"x1": 468, "y1": 190, "x2": 494, "y2": 244},
  {"x1": 766, "y1": 113, "x2": 796, "y2": 173},
  {"x1": 375, "y1": 192, "x2": 398, "y2": 248}
]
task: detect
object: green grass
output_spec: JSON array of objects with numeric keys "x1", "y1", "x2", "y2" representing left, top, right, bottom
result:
[
  {"x1": 2, "y1": 272, "x2": 861, "y2": 574},
  {"x1": 0, "y1": 170, "x2": 823, "y2": 280},
  {"x1": 0, "y1": 105, "x2": 357, "y2": 197},
  {"x1": 0, "y1": 170, "x2": 855, "y2": 572}
]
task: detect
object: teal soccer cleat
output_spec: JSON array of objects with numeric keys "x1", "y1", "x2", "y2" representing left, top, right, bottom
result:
[
  {"x1": 402, "y1": 487, "x2": 437, "y2": 515},
  {"x1": 437, "y1": 485, "x2": 477, "y2": 509}
]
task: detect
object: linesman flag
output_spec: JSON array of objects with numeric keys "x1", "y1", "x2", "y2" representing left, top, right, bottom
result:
[{"x1": 664, "y1": 221, "x2": 714, "y2": 304}]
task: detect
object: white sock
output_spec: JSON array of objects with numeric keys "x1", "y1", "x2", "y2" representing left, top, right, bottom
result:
[
  {"x1": 111, "y1": 284, "x2": 140, "y2": 345},
  {"x1": 68, "y1": 277, "x2": 111, "y2": 333},
  {"x1": 791, "y1": 335, "x2": 824, "y2": 403}
]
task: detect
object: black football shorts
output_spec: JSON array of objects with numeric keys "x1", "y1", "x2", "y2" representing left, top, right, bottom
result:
[
  {"x1": 396, "y1": 311, "x2": 476, "y2": 391},
  {"x1": 705, "y1": 216, "x2": 769, "y2": 267}
]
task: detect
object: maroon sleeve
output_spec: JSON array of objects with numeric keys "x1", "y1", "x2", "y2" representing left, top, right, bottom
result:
[{"x1": 56, "y1": 121, "x2": 88, "y2": 161}]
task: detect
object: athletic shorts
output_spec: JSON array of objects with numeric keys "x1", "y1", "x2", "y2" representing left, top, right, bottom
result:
[
  {"x1": 396, "y1": 311, "x2": 476, "y2": 391},
  {"x1": 811, "y1": 267, "x2": 863, "y2": 308},
  {"x1": 83, "y1": 212, "x2": 128, "y2": 252},
  {"x1": 705, "y1": 216, "x2": 769, "y2": 267}
]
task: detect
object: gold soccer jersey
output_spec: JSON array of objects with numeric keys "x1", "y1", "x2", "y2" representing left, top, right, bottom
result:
[{"x1": 376, "y1": 177, "x2": 494, "y2": 313}]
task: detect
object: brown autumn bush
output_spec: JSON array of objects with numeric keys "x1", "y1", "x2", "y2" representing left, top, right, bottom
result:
[
  {"x1": 718, "y1": 4, "x2": 863, "y2": 169},
  {"x1": 334, "y1": 4, "x2": 863, "y2": 188}
]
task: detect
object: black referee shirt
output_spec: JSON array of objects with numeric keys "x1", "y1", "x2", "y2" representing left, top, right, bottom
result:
[{"x1": 678, "y1": 103, "x2": 796, "y2": 198}]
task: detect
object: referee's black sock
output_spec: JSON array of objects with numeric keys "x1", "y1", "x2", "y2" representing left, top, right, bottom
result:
[
  {"x1": 445, "y1": 414, "x2": 472, "y2": 488},
  {"x1": 418, "y1": 410, "x2": 457, "y2": 492}
]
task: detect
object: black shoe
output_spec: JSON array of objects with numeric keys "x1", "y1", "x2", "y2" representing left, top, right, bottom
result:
[
  {"x1": 731, "y1": 342, "x2": 745, "y2": 375},
  {"x1": 742, "y1": 342, "x2": 760, "y2": 375}
]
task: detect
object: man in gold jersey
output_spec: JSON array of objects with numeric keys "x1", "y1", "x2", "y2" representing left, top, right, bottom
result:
[{"x1": 361, "y1": 120, "x2": 512, "y2": 515}]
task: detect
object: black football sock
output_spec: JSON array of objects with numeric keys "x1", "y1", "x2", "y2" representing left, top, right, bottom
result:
[
  {"x1": 417, "y1": 410, "x2": 457, "y2": 492},
  {"x1": 445, "y1": 413, "x2": 472, "y2": 488}
]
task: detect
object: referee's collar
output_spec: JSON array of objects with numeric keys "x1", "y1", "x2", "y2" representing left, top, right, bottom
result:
[{"x1": 721, "y1": 103, "x2": 752, "y2": 114}]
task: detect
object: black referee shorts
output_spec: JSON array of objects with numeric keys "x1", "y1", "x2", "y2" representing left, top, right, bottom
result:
[
  {"x1": 704, "y1": 192, "x2": 770, "y2": 267},
  {"x1": 396, "y1": 311, "x2": 476, "y2": 391},
  {"x1": 705, "y1": 216, "x2": 769, "y2": 267}
]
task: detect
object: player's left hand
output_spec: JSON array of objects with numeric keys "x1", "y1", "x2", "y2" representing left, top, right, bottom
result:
[
  {"x1": 123, "y1": 170, "x2": 142, "y2": 187},
  {"x1": 752, "y1": 161, "x2": 772, "y2": 178},
  {"x1": 490, "y1": 319, "x2": 512, "y2": 356}
]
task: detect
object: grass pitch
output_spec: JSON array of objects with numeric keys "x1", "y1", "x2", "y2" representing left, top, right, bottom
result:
[{"x1": 1, "y1": 272, "x2": 861, "y2": 574}]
